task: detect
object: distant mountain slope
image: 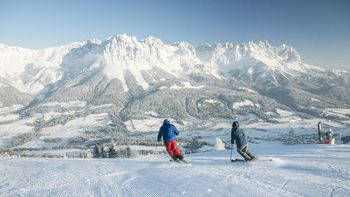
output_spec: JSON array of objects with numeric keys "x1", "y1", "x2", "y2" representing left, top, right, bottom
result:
[{"x1": 1, "y1": 34, "x2": 349, "y2": 122}]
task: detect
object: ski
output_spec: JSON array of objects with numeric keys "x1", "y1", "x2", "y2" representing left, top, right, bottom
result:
[
  {"x1": 169, "y1": 159, "x2": 189, "y2": 164},
  {"x1": 231, "y1": 158, "x2": 273, "y2": 162},
  {"x1": 179, "y1": 159, "x2": 189, "y2": 164},
  {"x1": 231, "y1": 158, "x2": 246, "y2": 162},
  {"x1": 257, "y1": 158, "x2": 273, "y2": 162},
  {"x1": 169, "y1": 159, "x2": 181, "y2": 163}
]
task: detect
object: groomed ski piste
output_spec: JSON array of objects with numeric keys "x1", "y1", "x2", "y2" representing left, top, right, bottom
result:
[{"x1": 1, "y1": 142, "x2": 349, "y2": 197}]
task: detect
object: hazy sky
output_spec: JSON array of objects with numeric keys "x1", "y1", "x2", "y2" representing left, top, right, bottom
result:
[{"x1": 0, "y1": 0, "x2": 349, "y2": 71}]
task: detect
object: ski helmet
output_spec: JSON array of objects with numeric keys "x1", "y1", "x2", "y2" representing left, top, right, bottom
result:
[
  {"x1": 326, "y1": 129, "x2": 334, "y2": 139},
  {"x1": 164, "y1": 119, "x2": 170, "y2": 124},
  {"x1": 232, "y1": 121, "x2": 239, "y2": 128}
]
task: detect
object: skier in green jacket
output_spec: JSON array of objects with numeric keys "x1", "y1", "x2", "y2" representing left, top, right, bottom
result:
[{"x1": 231, "y1": 121, "x2": 256, "y2": 161}]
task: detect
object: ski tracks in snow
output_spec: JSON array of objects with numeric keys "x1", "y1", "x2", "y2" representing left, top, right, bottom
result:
[{"x1": 1, "y1": 144, "x2": 350, "y2": 196}]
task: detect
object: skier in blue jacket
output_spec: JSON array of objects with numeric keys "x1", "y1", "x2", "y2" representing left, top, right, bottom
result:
[
  {"x1": 231, "y1": 121, "x2": 256, "y2": 161},
  {"x1": 158, "y1": 119, "x2": 184, "y2": 161}
]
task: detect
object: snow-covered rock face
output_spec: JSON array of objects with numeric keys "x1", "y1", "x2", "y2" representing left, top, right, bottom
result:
[
  {"x1": 0, "y1": 42, "x2": 85, "y2": 94},
  {"x1": 196, "y1": 40, "x2": 319, "y2": 80},
  {"x1": 1, "y1": 34, "x2": 349, "y2": 121},
  {"x1": 97, "y1": 35, "x2": 200, "y2": 90},
  {"x1": 0, "y1": 35, "x2": 322, "y2": 95}
]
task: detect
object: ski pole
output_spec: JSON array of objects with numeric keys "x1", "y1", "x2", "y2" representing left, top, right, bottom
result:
[
  {"x1": 155, "y1": 144, "x2": 158, "y2": 151},
  {"x1": 230, "y1": 144, "x2": 233, "y2": 161}
]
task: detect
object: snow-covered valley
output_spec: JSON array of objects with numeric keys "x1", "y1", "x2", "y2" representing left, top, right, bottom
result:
[
  {"x1": 1, "y1": 106, "x2": 350, "y2": 196},
  {"x1": 1, "y1": 143, "x2": 349, "y2": 197}
]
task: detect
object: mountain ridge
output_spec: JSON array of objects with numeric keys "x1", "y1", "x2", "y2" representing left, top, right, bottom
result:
[
  {"x1": 1, "y1": 34, "x2": 349, "y2": 123},
  {"x1": 0, "y1": 34, "x2": 330, "y2": 95}
]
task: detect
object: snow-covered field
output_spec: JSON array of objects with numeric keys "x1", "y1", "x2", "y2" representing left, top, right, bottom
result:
[
  {"x1": 1, "y1": 143, "x2": 349, "y2": 197},
  {"x1": 1, "y1": 102, "x2": 349, "y2": 196}
]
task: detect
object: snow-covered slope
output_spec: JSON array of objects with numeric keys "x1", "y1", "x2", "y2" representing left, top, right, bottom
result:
[{"x1": 1, "y1": 143, "x2": 349, "y2": 196}]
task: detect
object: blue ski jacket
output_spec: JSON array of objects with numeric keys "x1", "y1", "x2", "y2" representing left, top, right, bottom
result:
[
  {"x1": 158, "y1": 122, "x2": 179, "y2": 143},
  {"x1": 231, "y1": 127, "x2": 248, "y2": 149}
]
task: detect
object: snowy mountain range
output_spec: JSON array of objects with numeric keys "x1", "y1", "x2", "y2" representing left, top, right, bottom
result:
[
  {"x1": 1, "y1": 34, "x2": 349, "y2": 115},
  {"x1": 0, "y1": 35, "x2": 328, "y2": 94},
  {"x1": 1, "y1": 34, "x2": 350, "y2": 150}
]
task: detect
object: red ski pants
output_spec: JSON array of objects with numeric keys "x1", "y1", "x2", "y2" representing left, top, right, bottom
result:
[{"x1": 164, "y1": 140, "x2": 182, "y2": 159}]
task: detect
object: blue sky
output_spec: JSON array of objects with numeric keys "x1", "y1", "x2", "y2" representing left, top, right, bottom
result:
[{"x1": 0, "y1": 0, "x2": 349, "y2": 70}]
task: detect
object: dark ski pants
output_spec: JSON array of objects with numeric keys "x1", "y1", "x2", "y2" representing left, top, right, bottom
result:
[
  {"x1": 165, "y1": 140, "x2": 183, "y2": 160},
  {"x1": 238, "y1": 145, "x2": 256, "y2": 161}
]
